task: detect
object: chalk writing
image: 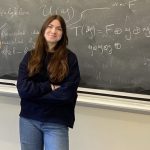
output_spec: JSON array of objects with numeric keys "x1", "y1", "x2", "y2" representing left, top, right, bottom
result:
[
  {"x1": 0, "y1": 7, "x2": 29, "y2": 17},
  {"x1": 1, "y1": 38, "x2": 23, "y2": 45},
  {"x1": 1, "y1": 45, "x2": 16, "y2": 57},
  {"x1": 88, "y1": 42, "x2": 121, "y2": 56},
  {"x1": 69, "y1": 23, "x2": 150, "y2": 42},
  {"x1": 1, "y1": 45, "x2": 31, "y2": 57},
  {"x1": 0, "y1": 0, "x2": 149, "y2": 59},
  {"x1": 41, "y1": 5, "x2": 74, "y2": 23},
  {"x1": 112, "y1": 0, "x2": 137, "y2": 10},
  {"x1": 0, "y1": 0, "x2": 148, "y2": 58},
  {"x1": 68, "y1": 7, "x2": 110, "y2": 27},
  {"x1": 144, "y1": 58, "x2": 150, "y2": 67}
]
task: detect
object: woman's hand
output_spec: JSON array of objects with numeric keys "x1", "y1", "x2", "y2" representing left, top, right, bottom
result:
[{"x1": 51, "y1": 84, "x2": 60, "y2": 91}]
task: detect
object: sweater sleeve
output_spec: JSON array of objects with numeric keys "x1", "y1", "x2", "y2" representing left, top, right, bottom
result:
[
  {"x1": 17, "y1": 51, "x2": 51, "y2": 99},
  {"x1": 35, "y1": 52, "x2": 80, "y2": 104}
]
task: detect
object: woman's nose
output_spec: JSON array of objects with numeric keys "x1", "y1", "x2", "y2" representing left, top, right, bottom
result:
[{"x1": 51, "y1": 27, "x2": 56, "y2": 33}]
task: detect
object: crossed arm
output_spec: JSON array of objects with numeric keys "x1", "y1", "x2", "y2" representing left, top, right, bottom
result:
[{"x1": 17, "y1": 51, "x2": 80, "y2": 104}]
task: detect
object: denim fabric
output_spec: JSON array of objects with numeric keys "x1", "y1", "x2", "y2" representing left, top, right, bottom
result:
[{"x1": 19, "y1": 117, "x2": 69, "y2": 150}]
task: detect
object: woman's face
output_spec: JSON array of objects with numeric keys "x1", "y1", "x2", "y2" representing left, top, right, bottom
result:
[{"x1": 44, "y1": 19, "x2": 63, "y2": 44}]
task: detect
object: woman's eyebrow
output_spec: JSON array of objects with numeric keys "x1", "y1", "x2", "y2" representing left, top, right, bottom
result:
[{"x1": 48, "y1": 24, "x2": 61, "y2": 28}]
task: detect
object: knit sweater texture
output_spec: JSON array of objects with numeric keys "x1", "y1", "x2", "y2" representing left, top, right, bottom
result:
[{"x1": 17, "y1": 49, "x2": 80, "y2": 128}]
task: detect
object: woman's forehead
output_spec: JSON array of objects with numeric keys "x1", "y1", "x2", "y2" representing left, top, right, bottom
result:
[{"x1": 49, "y1": 19, "x2": 61, "y2": 27}]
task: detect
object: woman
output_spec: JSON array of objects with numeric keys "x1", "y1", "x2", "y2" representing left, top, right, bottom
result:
[{"x1": 17, "y1": 15, "x2": 80, "y2": 150}]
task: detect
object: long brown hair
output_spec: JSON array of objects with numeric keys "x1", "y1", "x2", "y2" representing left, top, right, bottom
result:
[{"x1": 28, "y1": 15, "x2": 69, "y2": 83}]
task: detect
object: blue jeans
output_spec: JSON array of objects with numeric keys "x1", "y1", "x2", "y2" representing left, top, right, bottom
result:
[{"x1": 19, "y1": 117, "x2": 69, "y2": 150}]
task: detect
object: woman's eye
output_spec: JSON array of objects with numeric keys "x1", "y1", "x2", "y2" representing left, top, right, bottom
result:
[
  {"x1": 48, "y1": 26, "x2": 52, "y2": 28},
  {"x1": 57, "y1": 28, "x2": 62, "y2": 31},
  {"x1": 47, "y1": 25, "x2": 62, "y2": 31}
]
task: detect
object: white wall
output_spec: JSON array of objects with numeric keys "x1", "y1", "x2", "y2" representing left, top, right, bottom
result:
[
  {"x1": 0, "y1": 95, "x2": 20, "y2": 150},
  {"x1": 0, "y1": 85, "x2": 150, "y2": 150},
  {"x1": 70, "y1": 105, "x2": 150, "y2": 150}
]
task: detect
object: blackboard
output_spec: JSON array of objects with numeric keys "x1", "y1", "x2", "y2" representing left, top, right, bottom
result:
[{"x1": 1, "y1": 0, "x2": 150, "y2": 95}]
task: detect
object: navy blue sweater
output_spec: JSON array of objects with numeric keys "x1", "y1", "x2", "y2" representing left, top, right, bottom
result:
[{"x1": 17, "y1": 49, "x2": 80, "y2": 128}]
